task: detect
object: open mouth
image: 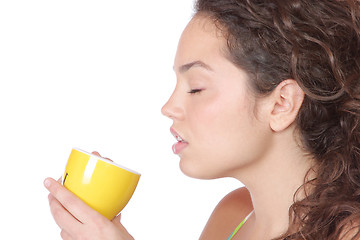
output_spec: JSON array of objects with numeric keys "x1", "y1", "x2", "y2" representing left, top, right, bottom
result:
[
  {"x1": 170, "y1": 128, "x2": 188, "y2": 154},
  {"x1": 170, "y1": 128, "x2": 187, "y2": 142}
]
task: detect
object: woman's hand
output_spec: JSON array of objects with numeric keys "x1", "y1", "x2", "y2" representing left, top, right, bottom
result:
[{"x1": 44, "y1": 152, "x2": 134, "y2": 240}]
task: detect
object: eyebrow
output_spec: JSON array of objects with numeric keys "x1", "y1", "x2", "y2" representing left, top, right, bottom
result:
[{"x1": 176, "y1": 60, "x2": 214, "y2": 73}]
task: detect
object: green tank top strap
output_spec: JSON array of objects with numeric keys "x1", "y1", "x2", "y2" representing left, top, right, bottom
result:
[{"x1": 226, "y1": 210, "x2": 254, "y2": 240}]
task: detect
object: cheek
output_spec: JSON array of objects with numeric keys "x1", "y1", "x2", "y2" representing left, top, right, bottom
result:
[
  {"x1": 190, "y1": 93, "x2": 251, "y2": 146},
  {"x1": 182, "y1": 90, "x2": 273, "y2": 179},
  {"x1": 189, "y1": 97, "x2": 227, "y2": 141},
  {"x1": 182, "y1": 98, "x2": 257, "y2": 177}
]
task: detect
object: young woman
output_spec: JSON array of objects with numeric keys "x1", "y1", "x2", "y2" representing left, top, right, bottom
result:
[{"x1": 45, "y1": 0, "x2": 360, "y2": 239}]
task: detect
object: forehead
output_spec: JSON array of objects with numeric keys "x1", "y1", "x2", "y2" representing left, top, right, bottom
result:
[{"x1": 174, "y1": 15, "x2": 228, "y2": 70}]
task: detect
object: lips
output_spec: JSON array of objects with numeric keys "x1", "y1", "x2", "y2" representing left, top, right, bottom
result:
[{"x1": 170, "y1": 127, "x2": 188, "y2": 154}]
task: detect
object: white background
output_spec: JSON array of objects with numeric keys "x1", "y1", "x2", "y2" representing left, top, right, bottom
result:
[{"x1": 0, "y1": 1, "x2": 242, "y2": 239}]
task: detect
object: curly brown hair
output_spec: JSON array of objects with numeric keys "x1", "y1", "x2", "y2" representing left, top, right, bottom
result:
[{"x1": 194, "y1": 0, "x2": 360, "y2": 239}]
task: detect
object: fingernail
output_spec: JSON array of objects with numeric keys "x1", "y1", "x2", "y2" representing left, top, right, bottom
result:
[{"x1": 44, "y1": 178, "x2": 51, "y2": 188}]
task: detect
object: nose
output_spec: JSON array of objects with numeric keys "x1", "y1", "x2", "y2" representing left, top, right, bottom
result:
[{"x1": 161, "y1": 90, "x2": 184, "y2": 120}]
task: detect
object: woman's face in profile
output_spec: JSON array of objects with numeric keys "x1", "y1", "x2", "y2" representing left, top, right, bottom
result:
[{"x1": 162, "y1": 15, "x2": 273, "y2": 180}]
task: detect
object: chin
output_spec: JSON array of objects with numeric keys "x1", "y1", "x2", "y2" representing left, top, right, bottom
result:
[{"x1": 179, "y1": 157, "x2": 222, "y2": 180}]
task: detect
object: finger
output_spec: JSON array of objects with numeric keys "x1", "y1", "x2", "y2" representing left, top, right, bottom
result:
[
  {"x1": 111, "y1": 213, "x2": 134, "y2": 239},
  {"x1": 44, "y1": 177, "x2": 102, "y2": 224},
  {"x1": 92, "y1": 151, "x2": 113, "y2": 162},
  {"x1": 91, "y1": 151, "x2": 101, "y2": 157},
  {"x1": 111, "y1": 214, "x2": 122, "y2": 228},
  {"x1": 48, "y1": 193, "x2": 82, "y2": 232}
]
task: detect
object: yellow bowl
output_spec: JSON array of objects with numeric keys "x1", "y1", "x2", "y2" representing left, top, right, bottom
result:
[{"x1": 62, "y1": 148, "x2": 140, "y2": 220}]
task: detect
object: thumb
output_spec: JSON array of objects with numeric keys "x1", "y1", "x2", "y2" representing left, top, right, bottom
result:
[
  {"x1": 112, "y1": 214, "x2": 135, "y2": 239},
  {"x1": 111, "y1": 214, "x2": 123, "y2": 228}
]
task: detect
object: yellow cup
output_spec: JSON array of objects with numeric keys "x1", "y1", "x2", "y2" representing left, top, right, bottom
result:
[{"x1": 62, "y1": 148, "x2": 140, "y2": 220}]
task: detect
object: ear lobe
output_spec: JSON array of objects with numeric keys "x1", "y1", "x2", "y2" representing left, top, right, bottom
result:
[{"x1": 269, "y1": 80, "x2": 305, "y2": 132}]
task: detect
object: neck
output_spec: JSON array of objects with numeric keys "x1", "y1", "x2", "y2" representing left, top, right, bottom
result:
[{"x1": 233, "y1": 129, "x2": 314, "y2": 239}]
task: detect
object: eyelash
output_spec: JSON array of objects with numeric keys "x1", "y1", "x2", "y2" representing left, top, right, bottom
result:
[{"x1": 188, "y1": 89, "x2": 203, "y2": 94}]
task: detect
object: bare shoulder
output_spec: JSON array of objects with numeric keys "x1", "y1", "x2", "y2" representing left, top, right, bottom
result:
[{"x1": 199, "y1": 187, "x2": 253, "y2": 240}]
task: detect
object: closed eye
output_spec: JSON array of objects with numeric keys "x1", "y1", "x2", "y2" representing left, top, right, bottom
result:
[{"x1": 188, "y1": 89, "x2": 203, "y2": 94}]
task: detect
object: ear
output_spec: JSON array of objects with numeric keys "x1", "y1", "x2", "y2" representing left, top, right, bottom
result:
[{"x1": 269, "y1": 80, "x2": 305, "y2": 132}]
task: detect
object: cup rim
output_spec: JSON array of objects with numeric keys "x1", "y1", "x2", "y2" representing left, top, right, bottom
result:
[{"x1": 73, "y1": 148, "x2": 141, "y2": 176}]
